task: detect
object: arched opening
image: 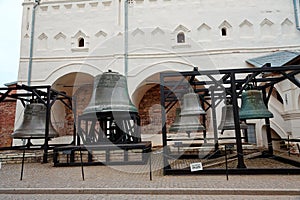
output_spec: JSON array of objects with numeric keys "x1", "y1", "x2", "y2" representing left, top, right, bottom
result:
[
  {"x1": 78, "y1": 37, "x2": 85, "y2": 47},
  {"x1": 221, "y1": 27, "x2": 227, "y2": 36},
  {"x1": 51, "y1": 72, "x2": 94, "y2": 138},
  {"x1": 177, "y1": 32, "x2": 185, "y2": 43}
]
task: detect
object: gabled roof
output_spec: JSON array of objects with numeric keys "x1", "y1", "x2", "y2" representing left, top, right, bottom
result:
[{"x1": 246, "y1": 51, "x2": 300, "y2": 67}]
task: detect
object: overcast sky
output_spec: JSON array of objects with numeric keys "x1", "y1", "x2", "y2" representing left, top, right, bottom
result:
[{"x1": 0, "y1": 0, "x2": 23, "y2": 87}]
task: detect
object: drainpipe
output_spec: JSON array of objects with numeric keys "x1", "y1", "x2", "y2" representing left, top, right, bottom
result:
[
  {"x1": 293, "y1": 0, "x2": 300, "y2": 31},
  {"x1": 27, "y1": 0, "x2": 40, "y2": 86},
  {"x1": 124, "y1": 0, "x2": 128, "y2": 78}
]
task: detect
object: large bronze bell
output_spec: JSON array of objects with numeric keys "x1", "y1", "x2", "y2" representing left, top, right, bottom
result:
[
  {"x1": 83, "y1": 70, "x2": 137, "y2": 115},
  {"x1": 218, "y1": 100, "x2": 248, "y2": 131},
  {"x1": 11, "y1": 103, "x2": 59, "y2": 139},
  {"x1": 239, "y1": 90, "x2": 273, "y2": 119},
  {"x1": 169, "y1": 91, "x2": 205, "y2": 135},
  {"x1": 82, "y1": 70, "x2": 140, "y2": 144}
]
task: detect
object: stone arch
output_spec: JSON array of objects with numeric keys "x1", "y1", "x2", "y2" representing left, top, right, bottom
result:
[
  {"x1": 50, "y1": 72, "x2": 95, "y2": 139},
  {"x1": 44, "y1": 63, "x2": 102, "y2": 86}
]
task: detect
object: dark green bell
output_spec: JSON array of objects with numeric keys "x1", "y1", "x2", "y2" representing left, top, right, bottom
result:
[{"x1": 239, "y1": 90, "x2": 273, "y2": 119}]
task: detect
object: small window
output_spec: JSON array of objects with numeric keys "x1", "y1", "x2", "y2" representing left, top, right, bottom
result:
[
  {"x1": 177, "y1": 32, "x2": 185, "y2": 43},
  {"x1": 78, "y1": 37, "x2": 84, "y2": 47},
  {"x1": 244, "y1": 124, "x2": 256, "y2": 144},
  {"x1": 221, "y1": 28, "x2": 227, "y2": 36}
]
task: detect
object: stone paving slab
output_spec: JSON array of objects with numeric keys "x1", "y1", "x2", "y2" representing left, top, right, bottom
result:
[
  {"x1": 0, "y1": 188, "x2": 299, "y2": 196},
  {"x1": 0, "y1": 162, "x2": 299, "y2": 190},
  {"x1": 0, "y1": 194, "x2": 299, "y2": 200},
  {"x1": 0, "y1": 153, "x2": 300, "y2": 198}
]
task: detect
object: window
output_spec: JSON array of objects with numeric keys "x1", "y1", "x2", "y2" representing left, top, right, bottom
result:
[
  {"x1": 245, "y1": 124, "x2": 256, "y2": 144},
  {"x1": 177, "y1": 32, "x2": 185, "y2": 43},
  {"x1": 78, "y1": 37, "x2": 84, "y2": 47},
  {"x1": 221, "y1": 28, "x2": 227, "y2": 36}
]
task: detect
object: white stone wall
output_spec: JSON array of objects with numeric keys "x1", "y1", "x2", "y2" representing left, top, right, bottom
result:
[{"x1": 16, "y1": 0, "x2": 300, "y2": 147}]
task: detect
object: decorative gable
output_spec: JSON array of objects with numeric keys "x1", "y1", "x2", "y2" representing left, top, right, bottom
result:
[
  {"x1": 54, "y1": 32, "x2": 66, "y2": 40},
  {"x1": 260, "y1": 18, "x2": 275, "y2": 37},
  {"x1": 173, "y1": 24, "x2": 190, "y2": 33},
  {"x1": 239, "y1": 19, "x2": 254, "y2": 38},
  {"x1": 73, "y1": 30, "x2": 87, "y2": 39},
  {"x1": 95, "y1": 30, "x2": 108, "y2": 38},
  {"x1": 197, "y1": 23, "x2": 211, "y2": 31},
  {"x1": 37, "y1": 33, "x2": 48, "y2": 50},
  {"x1": 197, "y1": 23, "x2": 212, "y2": 41},
  {"x1": 38, "y1": 33, "x2": 48, "y2": 40},
  {"x1": 281, "y1": 18, "x2": 294, "y2": 35},
  {"x1": 218, "y1": 20, "x2": 232, "y2": 29},
  {"x1": 239, "y1": 19, "x2": 253, "y2": 28},
  {"x1": 260, "y1": 18, "x2": 274, "y2": 26},
  {"x1": 151, "y1": 27, "x2": 165, "y2": 36},
  {"x1": 132, "y1": 28, "x2": 145, "y2": 37},
  {"x1": 281, "y1": 18, "x2": 293, "y2": 26}
]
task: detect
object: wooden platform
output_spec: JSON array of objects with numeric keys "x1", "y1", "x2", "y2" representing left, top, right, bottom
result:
[{"x1": 53, "y1": 141, "x2": 152, "y2": 167}]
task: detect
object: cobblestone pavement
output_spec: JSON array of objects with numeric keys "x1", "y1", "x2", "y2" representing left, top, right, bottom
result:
[{"x1": 0, "y1": 153, "x2": 299, "y2": 199}]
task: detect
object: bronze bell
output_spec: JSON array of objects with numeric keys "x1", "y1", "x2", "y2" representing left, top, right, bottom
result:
[
  {"x1": 83, "y1": 70, "x2": 138, "y2": 115},
  {"x1": 180, "y1": 90, "x2": 206, "y2": 116},
  {"x1": 239, "y1": 90, "x2": 273, "y2": 119},
  {"x1": 11, "y1": 103, "x2": 59, "y2": 139},
  {"x1": 169, "y1": 91, "x2": 205, "y2": 135},
  {"x1": 218, "y1": 100, "x2": 248, "y2": 131},
  {"x1": 82, "y1": 70, "x2": 140, "y2": 144}
]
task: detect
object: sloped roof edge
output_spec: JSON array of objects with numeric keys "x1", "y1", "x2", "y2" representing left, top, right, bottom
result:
[{"x1": 246, "y1": 51, "x2": 300, "y2": 67}]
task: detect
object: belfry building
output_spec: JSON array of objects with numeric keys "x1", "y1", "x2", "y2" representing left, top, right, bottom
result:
[{"x1": 14, "y1": 0, "x2": 300, "y2": 151}]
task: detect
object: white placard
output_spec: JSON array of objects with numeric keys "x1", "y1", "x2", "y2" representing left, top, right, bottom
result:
[
  {"x1": 0, "y1": 162, "x2": 2, "y2": 169},
  {"x1": 190, "y1": 162, "x2": 203, "y2": 172}
]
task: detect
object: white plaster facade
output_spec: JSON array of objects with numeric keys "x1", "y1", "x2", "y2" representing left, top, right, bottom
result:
[{"x1": 16, "y1": 0, "x2": 300, "y2": 147}]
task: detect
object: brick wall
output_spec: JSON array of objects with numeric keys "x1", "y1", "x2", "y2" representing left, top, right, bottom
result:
[
  {"x1": 0, "y1": 85, "x2": 17, "y2": 147},
  {"x1": 73, "y1": 84, "x2": 93, "y2": 116},
  {"x1": 138, "y1": 85, "x2": 178, "y2": 134}
]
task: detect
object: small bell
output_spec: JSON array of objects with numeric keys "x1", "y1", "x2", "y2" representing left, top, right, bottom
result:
[
  {"x1": 169, "y1": 90, "x2": 205, "y2": 136},
  {"x1": 218, "y1": 100, "x2": 248, "y2": 131}
]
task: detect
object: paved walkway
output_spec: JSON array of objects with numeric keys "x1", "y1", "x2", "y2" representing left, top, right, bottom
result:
[{"x1": 0, "y1": 153, "x2": 299, "y2": 199}]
